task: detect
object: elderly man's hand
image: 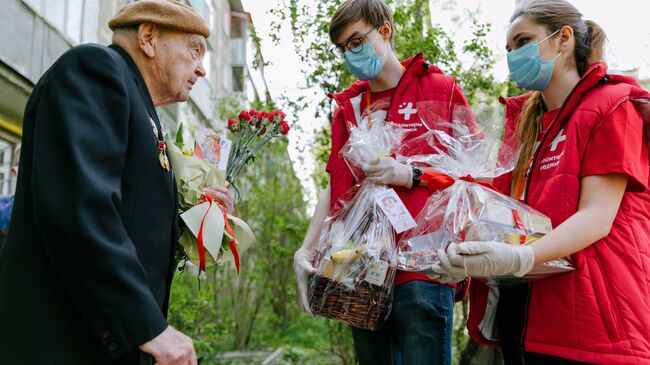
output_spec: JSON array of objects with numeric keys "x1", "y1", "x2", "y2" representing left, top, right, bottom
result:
[
  {"x1": 139, "y1": 325, "x2": 197, "y2": 365},
  {"x1": 203, "y1": 185, "x2": 234, "y2": 215}
]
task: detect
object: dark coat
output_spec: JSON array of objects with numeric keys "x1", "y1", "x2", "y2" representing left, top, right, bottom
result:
[{"x1": 0, "y1": 44, "x2": 179, "y2": 364}]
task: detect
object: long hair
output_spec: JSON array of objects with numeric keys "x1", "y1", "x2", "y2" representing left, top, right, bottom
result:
[{"x1": 510, "y1": 0, "x2": 607, "y2": 196}]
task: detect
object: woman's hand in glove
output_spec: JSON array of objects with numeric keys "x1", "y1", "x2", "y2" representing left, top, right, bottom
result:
[{"x1": 431, "y1": 241, "x2": 535, "y2": 278}]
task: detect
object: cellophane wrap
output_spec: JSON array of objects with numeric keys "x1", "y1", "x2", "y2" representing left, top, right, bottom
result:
[
  {"x1": 308, "y1": 100, "x2": 406, "y2": 330},
  {"x1": 395, "y1": 110, "x2": 573, "y2": 281}
]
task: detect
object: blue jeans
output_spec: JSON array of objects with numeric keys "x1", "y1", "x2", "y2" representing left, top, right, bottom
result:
[{"x1": 351, "y1": 280, "x2": 454, "y2": 365}]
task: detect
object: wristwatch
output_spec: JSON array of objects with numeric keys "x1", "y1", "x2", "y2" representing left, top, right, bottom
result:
[{"x1": 411, "y1": 166, "x2": 423, "y2": 188}]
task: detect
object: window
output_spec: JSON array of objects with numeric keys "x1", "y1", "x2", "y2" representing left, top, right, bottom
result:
[
  {"x1": 232, "y1": 66, "x2": 244, "y2": 93},
  {"x1": 0, "y1": 141, "x2": 17, "y2": 195},
  {"x1": 231, "y1": 17, "x2": 243, "y2": 38},
  {"x1": 222, "y1": 7, "x2": 230, "y2": 36}
]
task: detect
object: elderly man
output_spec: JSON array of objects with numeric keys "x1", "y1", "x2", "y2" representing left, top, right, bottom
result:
[{"x1": 0, "y1": 1, "x2": 228, "y2": 364}]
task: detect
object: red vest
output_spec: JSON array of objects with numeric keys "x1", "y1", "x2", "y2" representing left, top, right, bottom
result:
[
  {"x1": 327, "y1": 53, "x2": 477, "y2": 290},
  {"x1": 469, "y1": 63, "x2": 650, "y2": 364}
]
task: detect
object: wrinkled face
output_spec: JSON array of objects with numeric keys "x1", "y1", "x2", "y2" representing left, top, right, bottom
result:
[
  {"x1": 154, "y1": 31, "x2": 207, "y2": 104},
  {"x1": 333, "y1": 19, "x2": 390, "y2": 57}
]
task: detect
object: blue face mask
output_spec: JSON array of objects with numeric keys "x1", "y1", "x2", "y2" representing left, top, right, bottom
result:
[
  {"x1": 507, "y1": 29, "x2": 561, "y2": 91},
  {"x1": 343, "y1": 38, "x2": 386, "y2": 81}
]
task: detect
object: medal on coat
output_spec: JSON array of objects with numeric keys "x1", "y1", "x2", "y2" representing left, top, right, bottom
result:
[
  {"x1": 150, "y1": 117, "x2": 170, "y2": 172},
  {"x1": 158, "y1": 140, "x2": 170, "y2": 171}
]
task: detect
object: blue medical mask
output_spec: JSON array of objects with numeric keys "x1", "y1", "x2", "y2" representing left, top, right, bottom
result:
[
  {"x1": 343, "y1": 37, "x2": 387, "y2": 81},
  {"x1": 507, "y1": 29, "x2": 562, "y2": 91}
]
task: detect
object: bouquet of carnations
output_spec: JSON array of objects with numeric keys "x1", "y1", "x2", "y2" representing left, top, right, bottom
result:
[
  {"x1": 395, "y1": 103, "x2": 573, "y2": 282},
  {"x1": 168, "y1": 127, "x2": 253, "y2": 273},
  {"x1": 308, "y1": 99, "x2": 406, "y2": 330},
  {"x1": 169, "y1": 109, "x2": 290, "y2": 272},
  {"x1": 225, "y1": 109, "x2": 290, "y2": 196}
]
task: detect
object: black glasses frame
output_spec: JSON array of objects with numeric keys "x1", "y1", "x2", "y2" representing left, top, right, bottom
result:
[{"x1": 332, "y1": 27, "x2": 378, "y2": 56}]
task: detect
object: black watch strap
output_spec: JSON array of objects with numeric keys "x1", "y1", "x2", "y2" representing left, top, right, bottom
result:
[{"x1": 411, "y1": 167, "x2": 422, "y2": 187}]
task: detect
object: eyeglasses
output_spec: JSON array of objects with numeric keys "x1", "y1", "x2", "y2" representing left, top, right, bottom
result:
[{"x1": 332, "y1": 27, "x2": 378, "y2": 56}]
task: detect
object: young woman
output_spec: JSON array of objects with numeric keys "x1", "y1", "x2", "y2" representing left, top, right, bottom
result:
[{"x1": 432, "y1": 0, "x2": 650, "y2": 364}]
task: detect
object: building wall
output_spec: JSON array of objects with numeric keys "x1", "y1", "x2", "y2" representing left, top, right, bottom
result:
[{"x1": 0, "y1": 0, "x2": 101, "y2": 194}]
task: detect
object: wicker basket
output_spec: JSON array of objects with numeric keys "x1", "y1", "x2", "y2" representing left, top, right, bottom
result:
[{"x1": 308, "y1": 267, "x2": 396, "y2": 331}]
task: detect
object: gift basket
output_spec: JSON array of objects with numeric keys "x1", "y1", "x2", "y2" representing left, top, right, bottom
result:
[
  {"x1": 308, "y1": 100, "x2": 405, "y2": 330},
  {"x1": 395, "y1": 103, "x2": 573, "y2": 282}
]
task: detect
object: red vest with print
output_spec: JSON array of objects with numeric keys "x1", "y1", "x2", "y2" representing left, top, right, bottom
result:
[
  {"x1": 468, "y1": 63, "x2": 650, "y2": 364},
  {"x1": 327, "y1": 53, "x2": 478, "y2": 290}
]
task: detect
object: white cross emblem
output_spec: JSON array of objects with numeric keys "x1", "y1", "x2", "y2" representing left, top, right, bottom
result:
[
  {"x1": 550, "y1": 129, "x2": 566, "y2": 152},
  {"x1": 398, "y1": 102, "x2": 417, "y2": 121}
]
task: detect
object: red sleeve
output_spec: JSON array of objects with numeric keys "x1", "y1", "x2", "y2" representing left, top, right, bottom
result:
[
  {"x1": 326, "y1": 107, "x2": 355, "y2": 212},
  {"x1": 581, "y1": 100, "x2": 649, "y2": 192}
]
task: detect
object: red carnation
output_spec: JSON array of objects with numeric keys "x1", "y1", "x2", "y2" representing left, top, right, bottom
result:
[
  {"x1": 280, "y1": 121, "x2": 290, "y2": 135},
  {"x1": 238, "y1": 110, "x2": 251, "y2": 121},
  {"x1": 273, "y1": 110, "x2": 286, "y2": 121},
  {"x1": 249, "y1": 110, "x2": 261, "y2": 120},
  {"x1": 227, "y1": 118, "x2": 239, "y2": 132},
  {"x1": 261, "y1": 111, "x2": 273, "y2": 121}
]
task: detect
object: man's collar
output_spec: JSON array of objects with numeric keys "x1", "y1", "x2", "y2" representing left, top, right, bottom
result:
[
  {"x1": 108, "y1": 44, "x2": 143, "y2": 87},
  {"x1": 108, "y1": 44, "x2": 159, "y2": 121}
]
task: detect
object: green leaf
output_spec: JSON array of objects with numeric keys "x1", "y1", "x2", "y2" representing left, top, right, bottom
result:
[{"x1": 175, "y1": 122, "x2": 185, "y2": 149}]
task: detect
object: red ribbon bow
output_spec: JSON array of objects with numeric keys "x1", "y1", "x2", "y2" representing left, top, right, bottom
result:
[
  {"x1": 196, "y1": 193, "x2": 240, "y2": 274},
  {"x1": 420, "y1": 170, "x2": 498, "y2": 192}
]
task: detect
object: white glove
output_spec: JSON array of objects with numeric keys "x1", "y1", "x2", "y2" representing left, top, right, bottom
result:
[
  {"x1": 427, "y1": 243, "x2": 468, "y2": 282},
  {"x1": 363, "y1": 157, "x2": 413, "y2": 188},
  {"x1": 431, "y1": 241, "x2": 535, "y2": 278},
  {"x1": 294, "y1": 247, "x2": 317, "y2": 316}
]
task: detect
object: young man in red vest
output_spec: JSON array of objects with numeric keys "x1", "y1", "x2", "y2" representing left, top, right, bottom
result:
[{"x1": 294, "y1": 0, "x2": 477, "y2": 364}]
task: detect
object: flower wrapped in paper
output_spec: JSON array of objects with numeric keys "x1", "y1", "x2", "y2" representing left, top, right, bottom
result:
[
  {"x1": 167, "y1": 140, "x2": 255, "y2": 272},
  {"x1": 169, "y1": 109, "x2": 290, "y2": 273},
  {"x1": 395, "y1": 107, "x2": 573, "y2": 282},
  {"x1": 308, "y1": 100, "x2": 406, "y2": 330}
]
